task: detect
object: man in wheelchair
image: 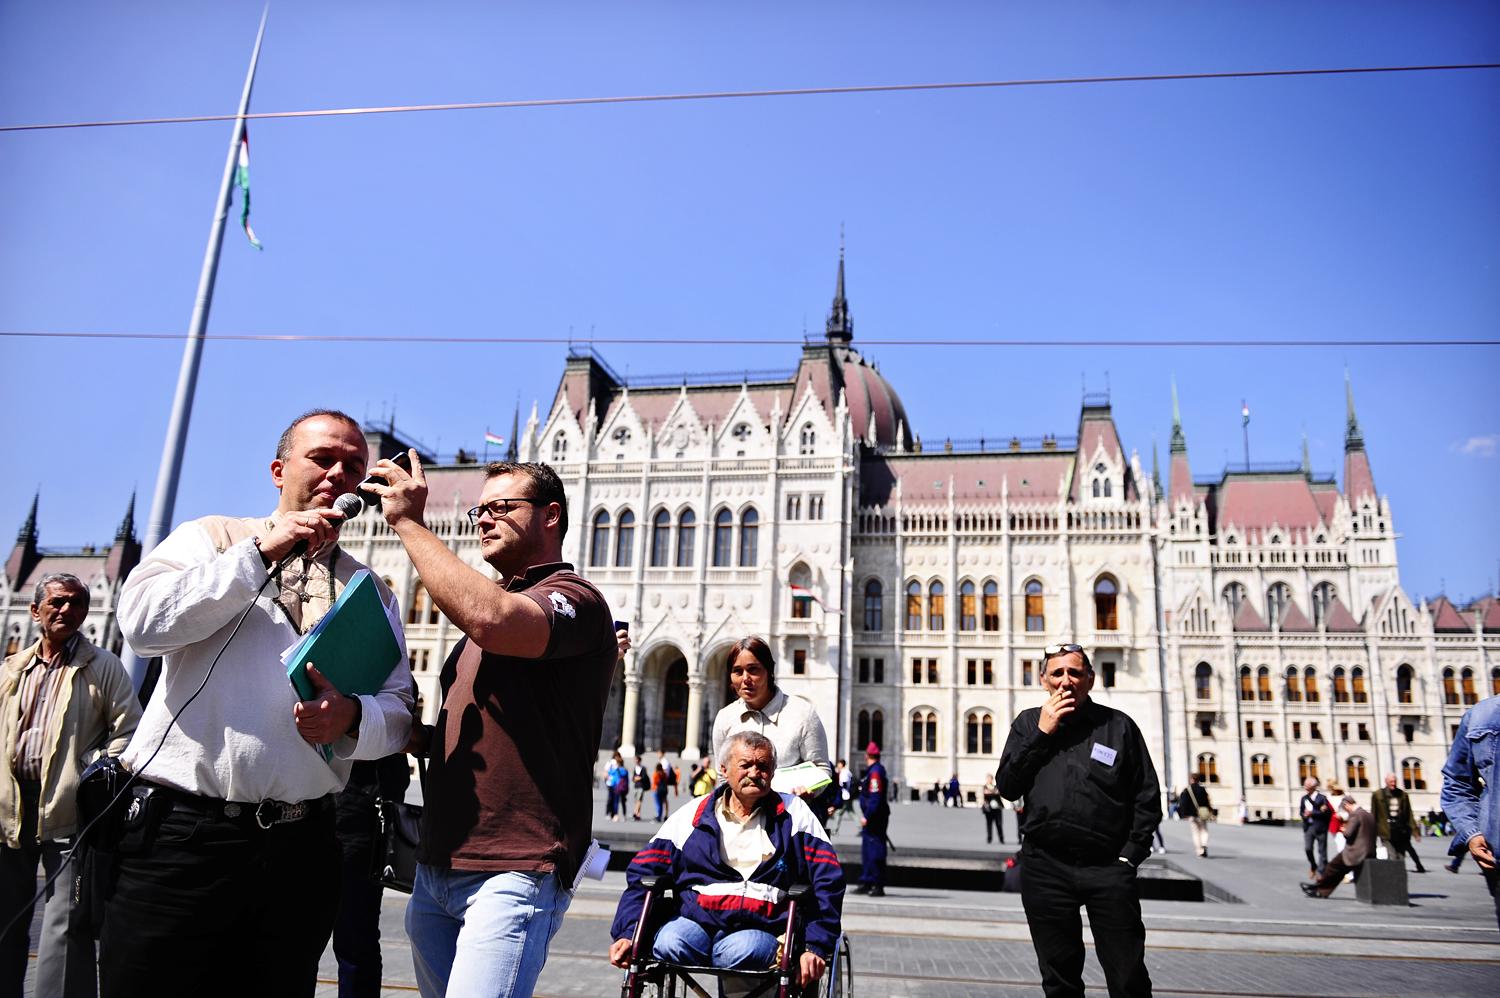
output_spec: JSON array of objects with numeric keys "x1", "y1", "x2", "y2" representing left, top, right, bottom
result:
[{"x1": 608, "y1": 731, "x2": 845, "y2": 991}]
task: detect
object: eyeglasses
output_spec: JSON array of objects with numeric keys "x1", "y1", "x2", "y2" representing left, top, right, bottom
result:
[
  {"x1": 466, "y1": 498, "x2": 546, "y2": 524},
  {"x1": 1043, "y1": 643, "x2": 1085, "y2": 659}
]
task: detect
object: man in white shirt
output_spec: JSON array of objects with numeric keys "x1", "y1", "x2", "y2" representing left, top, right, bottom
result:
[{"x1": 98, "y1": 409, "x2": 413, "y2": 998}]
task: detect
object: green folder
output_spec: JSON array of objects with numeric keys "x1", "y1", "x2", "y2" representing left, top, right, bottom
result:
[{"x1": 285, "y1": 569, "x2": 402, "y2": 701}]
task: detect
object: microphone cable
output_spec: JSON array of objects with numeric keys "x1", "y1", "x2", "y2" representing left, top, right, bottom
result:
[{"x1": 0, "y1": 510, "x2": 357, "y2": 942}]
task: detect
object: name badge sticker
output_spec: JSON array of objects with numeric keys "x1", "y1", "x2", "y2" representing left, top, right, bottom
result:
[{"x1": 1090, "y1": 743, "x2": 1118, "y2": 767}]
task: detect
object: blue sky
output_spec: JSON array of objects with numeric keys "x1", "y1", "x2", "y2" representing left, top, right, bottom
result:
[{"x1": 1, "y1": 1, "x2": 1496, "y2": 601}]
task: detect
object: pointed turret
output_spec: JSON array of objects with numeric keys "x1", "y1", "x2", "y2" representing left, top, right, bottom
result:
[
  {"x1": 115, "y1": 490, "x2": 136, "y2": 543},
  {"x1": 825, "y1": 238, "x2": 852, "y2": 343},
  {"x1": 1342, "y1": 371, "x2": 1376, "y2": 502},
  {"x1": 1151, "y1": 440, "x2": 1163, "y2": 499},
  {"x1": 1167, "y1": 381, "x2": 1194, "y2": 508},
  {"x1": 6, "y1": 492, "x2": 41, "y2": 587},
  {"x1": 1301, "y1": 431, "x2": 1311, "y2": 477},
  {"x1": 505, "y1": 401, "x2": 520, "y2": 463},
  {"x1": 106, "y1": 490, "x2": 142, "y2": 583}
]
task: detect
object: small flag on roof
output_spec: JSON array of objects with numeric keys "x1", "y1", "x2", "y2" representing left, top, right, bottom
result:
[
  {"x1": 234, "y1": 131, "x2": 262, "y2": 250},
  {"x1": 484, "y1": 430, "x2": 506, "y2": 447}
]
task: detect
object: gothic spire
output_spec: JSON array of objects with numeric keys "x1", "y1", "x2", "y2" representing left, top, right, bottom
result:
[
  {"x1": 1301, "y1": 432, "x2": 1311, "y2": 477},
  {"x1": 505, "y1": 400, "x2": 520, "y2": 462},
  {"x1": 115, "y1": 490, "x2": 137, "y2": 543},
  {"x1": 1344, "y1": 369, "x2": 1364, "y2": 452},
  {"x1": 17, "y1": 491, "x2": 37, "y2": 544},
  {"x1": 825, "y1": 232, "x2": 852, "y2": 343},
  {"x1": 1169, "y1": 378, "x2": 1186, "y2": 453}
]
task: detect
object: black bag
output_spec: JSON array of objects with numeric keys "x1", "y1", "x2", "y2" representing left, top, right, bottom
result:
[
  {"x1": 70, "y1": 756, "x2": 133, "y2": 937},
  {"x1": 377, "y1": 756, "x2": 425, "y2": 894}
]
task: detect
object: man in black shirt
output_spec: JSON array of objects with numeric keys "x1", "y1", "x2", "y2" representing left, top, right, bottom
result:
[
  {"x1": 1298, "y1": 777, "x2": 1334, "y2": 879},
  {"x1": 997, "y1": 643, "x2": 1159, "y2": 998}
]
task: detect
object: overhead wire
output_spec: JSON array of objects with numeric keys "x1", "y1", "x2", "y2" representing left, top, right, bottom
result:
[
  {"x1": 0, "y1": 331, "x2": 1494, "y2": 348},
  {"x1": 2, "y1": 63, "x2": 1497, "y2": 133}
]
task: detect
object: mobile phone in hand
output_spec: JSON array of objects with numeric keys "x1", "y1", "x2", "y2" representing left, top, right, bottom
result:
[{"x1": 357, "y1": 451, "x2": 413, "y2": 508}]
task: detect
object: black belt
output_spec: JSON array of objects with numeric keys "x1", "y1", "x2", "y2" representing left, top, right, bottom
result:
[{"x1": 143, "y1": 782, "x2": 332, "y2": 830}]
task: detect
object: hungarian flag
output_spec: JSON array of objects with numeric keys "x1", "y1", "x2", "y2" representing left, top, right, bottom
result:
[
  {"x1": 790, "y1": 583, "x2": 822, "y2": 607},
  {"x1": 484, "y1": 430, "x2": 506, "y2": 447},
  {"x1": 235, "y1": 131, "x2": 262, "y2": 249}
]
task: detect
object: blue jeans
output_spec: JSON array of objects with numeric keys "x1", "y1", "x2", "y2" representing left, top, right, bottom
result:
[
  {"x1": 406, "y1": 865, "x2": 572, "y2": 998},
  {"x1": 652, "y1": 916, "x2": 778, "y2": 969}
]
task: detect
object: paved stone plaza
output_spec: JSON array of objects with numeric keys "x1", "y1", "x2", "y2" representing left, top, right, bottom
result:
[
  {"x1": 25, "y1": 793, "x2": 1495, "y2": 995},
  {"x1": 287, "y1": 794, "x2": 1498, "y2": 997}
]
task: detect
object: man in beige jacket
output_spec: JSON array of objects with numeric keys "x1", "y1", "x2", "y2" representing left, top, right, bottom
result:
[{"x1": 0, "y1": 573, "x2": 140, "y2": 998}]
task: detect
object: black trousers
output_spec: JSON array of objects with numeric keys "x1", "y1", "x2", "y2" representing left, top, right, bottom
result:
[
  {"x1": 984, "y1": 809, "x2": 1005, "y2": 843},
  {"x1": 1302, "y1": 824, "x2": 1328, "y2": 872},
  {"x1": 1385, "y1": 834, "x2": 1425, "y2": 872},
  {"x1": 1484, "y1": 866, "x2": 1500, "y2": 932},
  {"x1": 1020, "y1": 846, "x2": 1152, "y2": 998},
  {"x1": 333, "y1": 791, "x2": 386, "y2": 998},
  {"x1": 97, "y1": 793, "x2": 339, "y2": 998}
]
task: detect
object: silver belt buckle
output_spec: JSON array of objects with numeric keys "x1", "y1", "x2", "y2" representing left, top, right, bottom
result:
[{"x1": 254, "y1": 799, "x2": 307, "y2": 829}]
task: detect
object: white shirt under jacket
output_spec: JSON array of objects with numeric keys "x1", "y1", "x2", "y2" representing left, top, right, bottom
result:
[{"x1": 118, "y1": 516, "x2": 413, "y2": 803}]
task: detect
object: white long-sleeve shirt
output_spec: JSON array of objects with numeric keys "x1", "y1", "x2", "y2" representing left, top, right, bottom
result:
[{"x1": 119, "y1": 515, "x2": 413, "y2": 803}]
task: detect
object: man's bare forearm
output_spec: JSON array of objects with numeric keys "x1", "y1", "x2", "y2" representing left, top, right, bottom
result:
[{"x1": 393, "y1": 519, "x2": 546, "y2": 656}]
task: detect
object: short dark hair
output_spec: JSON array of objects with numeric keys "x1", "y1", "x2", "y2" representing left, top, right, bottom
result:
[
  {"x1": 724, "y1": 635, "x2": 776, "y2": 678},
  {"x1": 485, "y1": 461, "x2": 569, "y2": 539},
  {"x1": 32, "y1": 573, "x2": 87, "y2": 608},
  {"x1": 276, "y1": 409, "x2": 363, "y2": 461}
]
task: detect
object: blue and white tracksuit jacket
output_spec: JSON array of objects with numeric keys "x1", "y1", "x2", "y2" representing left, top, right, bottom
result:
[{"x1": 610, "y1": 786, "x2": 845, "y2": 958}]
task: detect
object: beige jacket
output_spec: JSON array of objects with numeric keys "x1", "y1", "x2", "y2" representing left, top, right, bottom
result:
[{"x1": 0, "y1": 636, "x2": 142, "y2": 846}]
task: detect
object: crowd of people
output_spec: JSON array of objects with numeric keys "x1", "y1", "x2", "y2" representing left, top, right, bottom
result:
[{"x1": 1, "y1": 409, "x2": 1495, "y2": 998}]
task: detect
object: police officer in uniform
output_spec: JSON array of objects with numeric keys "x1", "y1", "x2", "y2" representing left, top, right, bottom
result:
[
  {"x1": 996, "y1": 644, "x2": 1160, "y2": 998},
  {"x1": 853, "y1": 742, "x2": 889, "y2": 897}
]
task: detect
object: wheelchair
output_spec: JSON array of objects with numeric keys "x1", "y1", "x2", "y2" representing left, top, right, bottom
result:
[{"x1": 619, "y1": 875, "x2": 853, "y2": 998}]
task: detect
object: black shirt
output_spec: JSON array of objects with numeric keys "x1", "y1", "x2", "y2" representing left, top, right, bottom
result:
[
  {"x1": 995, "y1": 699, "x2": 1161, "y2": 866},
  {"x1": 1299, "y1": 792, "x2": 1332, "y2": 829}
]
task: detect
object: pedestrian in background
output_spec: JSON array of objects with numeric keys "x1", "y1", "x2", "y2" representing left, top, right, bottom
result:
[
  {"x1": 854, "y1": 742, "x2": 890, "y2": 897},
  {"x1": 1372, "y1": 773, "x2": 1426, "y2": 873},
  {"x1": 605, "y1": 751, "x2": 628, "y2": 822},
  {"x1": 1177, "y1": 773, "x2": 1214, "y2": 858},
  {"x1": 632, "y1": 757, "x2": 650, "y2": 820},
  {"x1": 982, "y1": 775, "x2": 1005, "y2": 844},
  {"x1": 1302, "y1": 796, "x2": 1374, "y2": 898},
  {"x1": 1298, "y1": 777, "x2": 1333, "y2": 879},
  {"x1": 651, "y1": 760, "x2": 669, "y2": 821}
]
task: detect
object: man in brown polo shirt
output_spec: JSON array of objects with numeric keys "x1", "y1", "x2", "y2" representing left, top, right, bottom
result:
[{"x1": 365, "y1": 457, "x2": 617, "y2": 997}]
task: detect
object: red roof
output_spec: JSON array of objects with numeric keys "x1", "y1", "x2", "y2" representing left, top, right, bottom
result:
[
  {"x1": 19, "y1": 555, "x2": 109, "y2": 592},
  {"x1": 1278, "y1": 600, "x2": 1314, "y2": 632},
  {"x1": 860, "y1": 453, "x2": 1073, "y2": 507},
  {"x1": 1344, "y1": 449, "x2": 1376, "y2": 503},
  {"x1": 1215, "y1": 475, "x2": 1325, "y2": 533},
  {"x1": 1168, "y1": 452, "x2": 1195, "y2": 507},
  {"x1": 417, "y1": 467, "x2": 491, "y2": 510},
  {"x1": 1430, "y1": 596, "x2": 1471, "y2": 633},
  {"x1": 1311, "y1": 485, "x2": 1341, "y2": 526},
  {"x1": 1070, "y1": 409, "x2": 1138, "y2": 502},
  {"x1": 1233, "y1": 600, "x2": 1268, "y2": 632},
  {"x1": 1323, "y1": 597, "x2": 1363, "y2": 632},
  {"x1": 1469, "y1": 596, "x2": 1500, "y2": 633}
]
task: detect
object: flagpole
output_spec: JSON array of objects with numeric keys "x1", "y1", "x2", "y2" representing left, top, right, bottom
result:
[{"x1": 123, "y1": 7, "x2": 269, "y2": 690}]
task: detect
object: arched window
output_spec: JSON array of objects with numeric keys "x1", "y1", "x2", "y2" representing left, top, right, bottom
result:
[
  {"x1": 965, "y1": 711, "x2": 994, "y2": 755},
  {"x1": 1298, "y1": 756, "x2": 1319, "y2": 782},
  {"x1": 905, "y1": 581, "x2": 922, "y2": 630},
  {"x1": 871, "y1": 709, "x2": 884, "y2": 750},
  {"x1": 614, "y1": 509, "x2": 635, "y2": 567},
  {"x1": 551, "y1": 435, "x2": 567, "y2": 461},
  {"x1": 1346, "y1": 756, "x2": 1369, "y2": 789},
  {"x1": 863, "y1": 580, "x2": 883, "y2": 632},
  {"x1": 1351, "y1": 667, "x2": 1368, "y2": 704},
  {"x1": 789, "y1": 563, "x2": 812, "y2": 620},
  {"x1": 1092, "y1": 479, "x2": 1101, "y2": 498},
  {"x1": 1238, "y1": 666, "x2": 1254, "y2": 702},
  {"x1": 799, "y1": 423, "x2": 816, "y2": 455},
  {"x1": 738, "y1": 508, "x2": 759, "y2": 567},
  {"x1": 676, "y1": 509, "x2": 696, "y2": 568},
  {"x1": 858, "y1": 710, "x2": 871, "y2": 750},
  {"x1": 1492, "y1": 668, "x2": 1500, "y2": 697},
  {"x1": 1332, "y1": 667, "x2": 1349, "y2": 703},
  {"x1": 712, "y1": 509, "x2": 733, "y2": 567},
  {"x1": 928, "y1": 581, "x2": 945, "y2": 631},
  {"x1": 1304, "y1": 666, "x2": 1321, "y2": 703},
  {"x1": 1194, "y1": 663, "x2": 1213, "y2": 700},
  {"x1": 1401, "y1": 758, "x2": 1426, "y2": 791},
  {"x1": 910, "y1": 710, "x2": 937, "y2": 753},
  {"x1": 1094, "y1": 575, "x2": 1118, "y2": 631},
  {"x1": 1251, "y1": 754, "x2": 1273, "y2": 786},
  {"x1": 650, "y1": 510, "x2": 671, "y2": 567},
  {"x1": 1267, "y1": 583, "x2": 1291, "y2": 628},
  {"x1": 1285, "y1": 666, "x2": 1302, "y2": 702},
  {"x1": 1223, "y1": 583, "x2": 1247, "y2": 618},
  {"x1": 1442, "y1": 667, "x2": 1458, "y2": 705},
  {"x1": 407, "y1": 581, "x2": 439, "y2": 626},
  {"x1": 1462, "y1": 668, "x2": 1478, "y2": 705},
  {"x1": 1025, "y1": 579, "x2": 1045, "y2": 632},
  {"x1": 982, "y1": 580, "x2": 1000, "y2": 631},
  {"x1": 1396, "y1": 664, "x2": 1414, "y2": 705},
  {"x1": 1312, "y1": 582, "x2": 1336, "y2": 627},
  {"x1": 1257, "y1": 666, "x2": 1272, "y2": 701},
  {"x1": 590, "y1": 510, "x2": 611, "y2": 567},
  {"x1": 1196, "y1": 753, "x2": 1220, "y2": 784},
  {"x1": 959, "y1": 581, "x2": 977, "y2": 631}
]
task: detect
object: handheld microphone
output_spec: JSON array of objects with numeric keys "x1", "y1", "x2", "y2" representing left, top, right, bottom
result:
[{"x1": 286, "y1": 492, "x2": 365, "y2": 560}]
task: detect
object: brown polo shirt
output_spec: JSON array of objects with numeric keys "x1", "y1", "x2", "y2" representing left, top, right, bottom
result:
[{"x1": 418, "y1": 562, "x2": 617, "y2": 884}]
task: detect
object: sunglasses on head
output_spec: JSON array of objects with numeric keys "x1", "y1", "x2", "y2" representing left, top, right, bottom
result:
[{"x1": 1043, "y1": 643, "x2": 1084, "y2": 659}]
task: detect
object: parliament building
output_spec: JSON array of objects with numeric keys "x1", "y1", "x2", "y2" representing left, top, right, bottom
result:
[{"x1": 4, "y1": 257, "x2": 1496, "y2": 819}]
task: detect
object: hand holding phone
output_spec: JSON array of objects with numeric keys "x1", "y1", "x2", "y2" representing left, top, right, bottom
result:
[{"x1": 358, "y1": 450, "x2": 413, "y2": 508}]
